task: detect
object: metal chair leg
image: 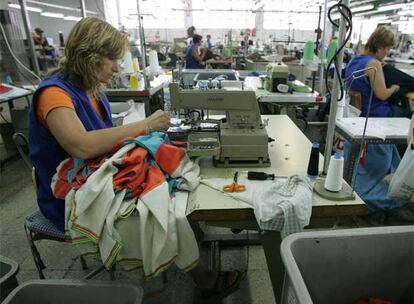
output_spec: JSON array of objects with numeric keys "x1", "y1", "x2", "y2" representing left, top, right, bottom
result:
[
  {"x1": 24, "y1": 223, "x2": 46, "y2": 279},
  {"x1": 79, "y1": 254, "x2": 88, "y2": 270},
  {"x1": 82, "y1": 264, "x2": 106, "y2": 280},
  {"x1": 109, "y1": 264, "x2": 116, "y2": 281}
]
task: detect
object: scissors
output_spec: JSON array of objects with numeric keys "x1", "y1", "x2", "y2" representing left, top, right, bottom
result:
[{"x1": 223, "y1": 172, "x2": 246, "y2": 193}]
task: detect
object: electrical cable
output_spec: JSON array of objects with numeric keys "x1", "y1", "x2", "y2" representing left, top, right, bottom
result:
[
  {"x1": 0, "y1": 22, "x2": 42, "y2": 83},
  {"x1": 344, "y1": 66, "x2": 377, "y2": 193},
  {"x1": 324, "y1": 0, "x2": 353, "y2": 101}
]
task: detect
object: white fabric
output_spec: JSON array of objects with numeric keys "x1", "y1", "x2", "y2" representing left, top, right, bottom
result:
[{"x1": 201, "y1": 175, "x2": 312, "y2": 237}]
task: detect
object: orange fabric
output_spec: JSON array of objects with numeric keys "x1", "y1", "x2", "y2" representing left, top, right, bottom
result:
[{"x1": 36, "y1": 86, "x2": 105, "y2": 127}]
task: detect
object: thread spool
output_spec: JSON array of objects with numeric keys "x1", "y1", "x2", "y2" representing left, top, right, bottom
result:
[
  {"x1": 149, "y1": 50, "x2": 160, "y2": 73},
  {"x1": 324, "y1": 152, "x2": 344, "y2": 192},
  {"x1": 132, "y1": 58, "x2": 139, "y2": 72},
  {"x1": 122, "y1": 51, "x2": 134, "y2": 74},
  {"x1": 303, "y1": 41, "x2": 315, "y2": 63},
  {"x1": 326, "y1": 39, "x2": 337, "y2": 62},
  {"x1": 307, "y1": 142, "x2": 320, "y2": 178},
  {"x1": 130, "y1": 73, "x2": 139, "y2": 89}
]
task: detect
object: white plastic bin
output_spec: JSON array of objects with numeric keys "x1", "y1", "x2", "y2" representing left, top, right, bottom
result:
[
  {"x1": 280, "y1": 226, "x2": 414, "y2": 304},
  {"x1": 2, "y1": 280, "x2": 143, "y2": 304}
]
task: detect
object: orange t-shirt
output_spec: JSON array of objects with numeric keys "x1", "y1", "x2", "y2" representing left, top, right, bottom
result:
[{"x1": 36, "y1": 86, "x2": 105, "y2": 127}]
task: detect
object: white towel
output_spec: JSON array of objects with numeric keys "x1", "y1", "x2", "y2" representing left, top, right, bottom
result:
[{"x1": 201, "y1": 175, "x2": 312, "y2": 237}]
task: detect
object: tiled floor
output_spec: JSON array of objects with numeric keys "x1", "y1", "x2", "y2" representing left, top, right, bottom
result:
[{"x1": 0, "y1": 157, "x2": 276, "y2": 304}]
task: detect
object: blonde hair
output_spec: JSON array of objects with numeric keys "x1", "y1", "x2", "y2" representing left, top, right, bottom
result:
[
  {"x1": 52, "y1": 17, "x2": 128, "y2": 98},
  {"x1": 365, "y1": 26, "x2": 395, "y2": 54}
]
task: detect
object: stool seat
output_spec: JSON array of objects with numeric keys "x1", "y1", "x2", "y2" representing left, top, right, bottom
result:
[{"x1": 25, "y1": 210, "x2": 71, "y2": 241}]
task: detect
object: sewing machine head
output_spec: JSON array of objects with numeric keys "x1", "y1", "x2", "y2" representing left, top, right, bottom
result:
[
  {"x1": 169, "y1": 83, "x2": 270, "y2": 167},
  {"x1": 264, "y1": 62, "x2": 289, "y2": 93}
]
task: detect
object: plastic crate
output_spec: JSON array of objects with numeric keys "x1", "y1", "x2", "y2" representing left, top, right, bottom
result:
[
  {"x1": 280, "y1": 226, "x2": 414, "y2": 304},
  {"x1": 0, "y1": 255, "x2": 19, "y2": 302},
  {"x1": 2, "y1": 280, "x2": 143, "y2": 304}
]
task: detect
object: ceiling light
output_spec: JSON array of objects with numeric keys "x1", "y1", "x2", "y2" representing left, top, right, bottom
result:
[
  {"x1": 63, "y1": 16, "x2": 81, "y2": 21},
  {"x1": 352, "y1": 4, "x2": 374, "y2": 13},
  {"x1": 8, "y1": 3, "x2": 20, "y2": 9},
  {"x1": 376, "y1": 3, "x2": 407, "y2": 12},
  {"x1": 398, "y1": 10, "x2": 414, "y2": 15},
  {"x1": 8, "y1": 3, "x2": 42, "y2": 12},
  {"x1": 40, "y1": 12, "x2": 64, "y2": 18}
]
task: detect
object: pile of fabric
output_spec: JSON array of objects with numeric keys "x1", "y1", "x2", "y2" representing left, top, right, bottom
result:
[{"x1": 51, "y1": 132, "x2": 200, "y2": 278}]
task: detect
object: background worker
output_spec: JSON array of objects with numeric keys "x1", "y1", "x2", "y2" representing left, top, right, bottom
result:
[
  {"x1": 186, "y1": 25, "x2": 196, "y2": 46},
  {"x1": 344, "y1": 27, "x2": 403, "y2": 217},
  {"x1": 32, "y1": 27, "x2": 58, "y2": 65},
  {"x1": 185, "y1": 34, "x2": 206, "y2": 69},
  {"x1": 204, "y1": 34, "x2": 213, "y2": 49}
]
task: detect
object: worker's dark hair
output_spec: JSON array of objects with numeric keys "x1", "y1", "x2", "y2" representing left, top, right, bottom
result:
[
  {"x1": 193, "y1": 34, "x2": 203, "y2": 44},
  {"x1": 365, "y1": 26, "x2": 395, "y2": 53},
  {"x1": 187, "y1": 26, "x2": 196, "y2": 37}
]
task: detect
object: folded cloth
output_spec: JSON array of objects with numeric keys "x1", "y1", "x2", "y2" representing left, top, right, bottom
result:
[
  {"x1": 201, "y1": 175, "x2": 312, "y2": 237},
  {"x1": 52, "y1": 132, "x2": 200, "y2": 277}
]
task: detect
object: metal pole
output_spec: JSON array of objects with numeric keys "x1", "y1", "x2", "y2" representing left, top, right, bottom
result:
[
  {"x1": 101, "y1": 0, "x2": 109, "y2": 21},
  {"x1": 311, "y1": 5, "x2": 322, "y2": 93},
  {"x1": 80, "y1": 0, "x2": 87, "y2": 17},
  {"x1": 322, "y1": 0, "x2": 349, "y2": 174},
  {"x1": 116, "y1": 0, "x2": 122, "y2": 29},
  {"x1": 319, "y1": 0, "x2": 329, "y2": 95},
  {"x1": 136, "y1": 0, "x2": 149, "y2": 90},
  {"x1": 18, "y1": 0, "x2": 40, "y2": 76}
]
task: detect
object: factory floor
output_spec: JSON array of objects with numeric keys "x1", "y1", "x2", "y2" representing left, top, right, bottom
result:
[{"x1": 0, "y1": 155, "x2": 276, "y2": 304}]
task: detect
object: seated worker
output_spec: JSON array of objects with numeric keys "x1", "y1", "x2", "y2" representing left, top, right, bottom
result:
[
  {"x1": 345, "y1": 26, "x2": 400, "y2": 117},
  {"x1": 344, "y1": 27, "x2": 403, "y2": 214},
  {"x1": 33, "y1": 27, "x2": 57, "y2": 65},
  {"x1": 204, "y1": 34, "x2": 213, "y2": 49},
  {"x1": 185, "y1": 34, "x2": 206, "y2": 69},
  {"x1": 29, "y1": 17, "x2": 244, "y2": 299}
]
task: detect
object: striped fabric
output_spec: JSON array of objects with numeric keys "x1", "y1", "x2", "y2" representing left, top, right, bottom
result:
[{"x1": 51, "y1": 132, "x2": 200, "y2": 278}]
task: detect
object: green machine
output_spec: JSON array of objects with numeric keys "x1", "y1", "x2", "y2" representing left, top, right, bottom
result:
[{"x1": 264, "y1": 62, "x2": 289, "y2": 93}]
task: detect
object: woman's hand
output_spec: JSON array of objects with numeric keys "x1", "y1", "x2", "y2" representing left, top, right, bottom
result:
[
  {"x1": 391, "y1": 84, "x2": 400, "y2": 95},
  {"x1": 145, "y1": 110, "x2": 170, "y2": 131}
]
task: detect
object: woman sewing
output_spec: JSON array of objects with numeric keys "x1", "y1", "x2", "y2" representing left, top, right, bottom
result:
[
  {"x1": 29, "y1": 17, "x2": 244, "y2": 300},
  {"x1": 344, "y1": 27, "x2": 404, "y2": 217}
]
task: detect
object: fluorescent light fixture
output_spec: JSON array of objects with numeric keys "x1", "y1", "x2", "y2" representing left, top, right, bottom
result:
[
  {"x1": 376, "y1": 3, "x2": 407, "y2": 12},
  {"x1": 8, "y1": 3, "x2": 42, "y2": 12},
  {"x1": 377, "y1": 19, "x2": 392, "y2": 24},
  {"x1": 352, "y1": 4, "x2": 374, "y2": 13},
  {"x1": 40, "y1": 11, "x2": 64, "y2": 18},
  {"x1": 63, "y1": 15, "x2": 81, "y2": 21},
  {"x1": 8, "y1": 3, "x2": 20, "y2": 9},
  {"x1": 398, "y1": 10, "x2": 414, "y2": 15}
]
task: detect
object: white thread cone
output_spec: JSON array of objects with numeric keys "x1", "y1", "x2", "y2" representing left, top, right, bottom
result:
[
  {"x1": 122, "y1": 51, "x2": 134, "y2": 74},
  {"x1": 324, "y1": 152, "x2": 344, "y2": 192},
  {"x1": 149, "y1": 50, "x2": 160, "y2": 74}
]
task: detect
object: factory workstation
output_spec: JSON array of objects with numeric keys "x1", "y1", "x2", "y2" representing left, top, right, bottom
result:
[{"x1": 1, "y1": 0, "x2": 414, "y2": 303}]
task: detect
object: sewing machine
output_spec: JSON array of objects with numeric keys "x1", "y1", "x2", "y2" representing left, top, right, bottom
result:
[
  {"x1": 264, "y1": 62, "x2": 289, "y2": 93},
  {"x1": 169, "y1": 83, "x2": 271, "y2": 167}
]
